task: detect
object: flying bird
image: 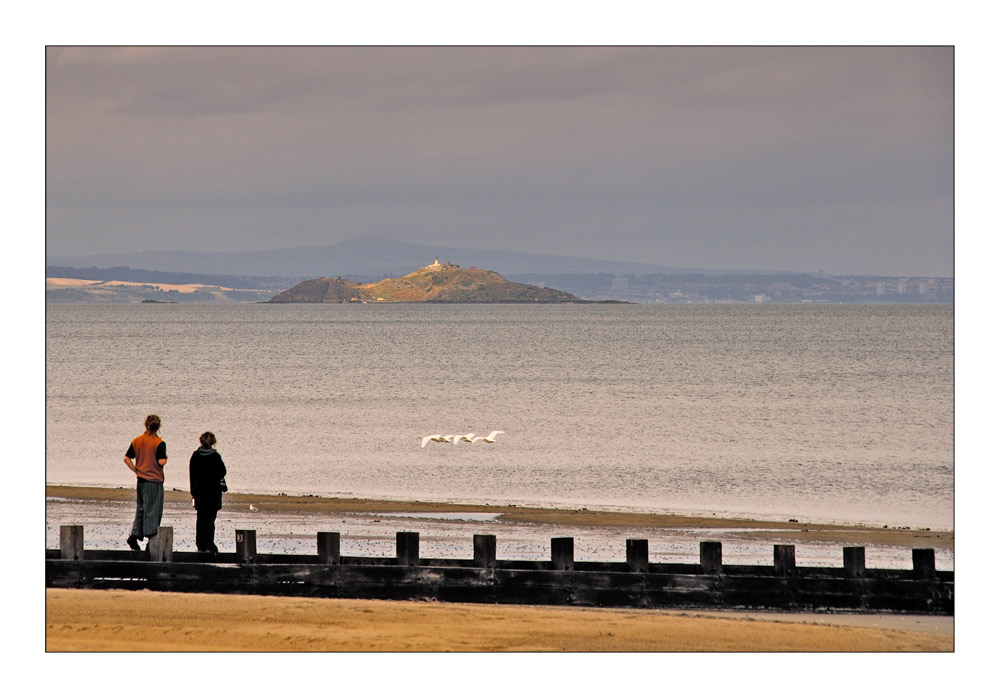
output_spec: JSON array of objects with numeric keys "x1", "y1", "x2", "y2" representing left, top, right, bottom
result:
[
  {"x1": 472, "y1": 430, "x2": 505, "y2": 443},
  {"x1": 420, "y1": 432, "x2": 486, "y2": 446}
]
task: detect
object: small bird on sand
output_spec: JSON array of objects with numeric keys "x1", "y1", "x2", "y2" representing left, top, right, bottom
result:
[
  {"x1": 249, "y1": 504, "x2": 258, "y2": 512},
  {"x1": 472, "y1": 430, "x2": 505, "y2": 443}
]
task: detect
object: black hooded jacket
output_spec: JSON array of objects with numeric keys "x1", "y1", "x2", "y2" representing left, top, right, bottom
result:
[{"x1": 189, "y1": 446, "x2": 227, "y2": 511}]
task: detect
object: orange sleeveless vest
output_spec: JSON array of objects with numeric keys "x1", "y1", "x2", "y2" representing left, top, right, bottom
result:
[{"x1": 131, "y1": 433, "x2": 165, "y2": 482}]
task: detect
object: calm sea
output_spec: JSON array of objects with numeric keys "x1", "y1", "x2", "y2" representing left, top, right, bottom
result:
[{"x1": 45, "y1": 302, "x2": 954, "y2": 530}]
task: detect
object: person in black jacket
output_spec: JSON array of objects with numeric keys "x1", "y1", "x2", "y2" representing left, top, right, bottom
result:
[{"x1": 189, "y1": 431, "x2": 227, "y2": 553}]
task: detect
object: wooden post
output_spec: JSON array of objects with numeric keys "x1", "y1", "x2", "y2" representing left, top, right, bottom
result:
[
  {"x1": 317, "y1": 532, "x2": 341, "y2": 565},
  {"x1": 913, "y1": 548, "x2": 936, "y2": 578},
  {"x1": 551, "y1": 537, "x2": 574, "y2": 571},
  {"x1": 700, "y1": 541, "x2": 723, "y2": 574},
  {"x1": 397, "y1": 531, "x2": 419, "y2": 567},
  {"x1": 474, "y1": 534, "x2": 497, "y2": 568},
  {"x1": 236, "y1": 529, "x2": 257, "y2": 564},
  {"x1": 148, "y1": 526, "x2": 173, "y2": 562},
  {"x1": 626, "y1": 539, "x2": 649, "y2": 573},
  {"x1": 843, "y1": 547, "x2": 866, "y2": 577},
  {"x1": 59, "y1": 525, "x2": 84, "y2": 561},
  {"x1": 774, "y1": 544, "x2": 796, "y2": 575}
]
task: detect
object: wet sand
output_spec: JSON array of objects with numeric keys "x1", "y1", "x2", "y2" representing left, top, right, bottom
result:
[{"x1": 46, "y1": 485, "x2": 953, "y2": 550}]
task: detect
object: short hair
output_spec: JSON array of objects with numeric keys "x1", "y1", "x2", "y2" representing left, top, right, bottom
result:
[
  {"x1": 145, "y1": 414, "x2": 161, "y2": 434},
  {"x1": 199, "y1": 431, "x2": 216, "y2": 447}
]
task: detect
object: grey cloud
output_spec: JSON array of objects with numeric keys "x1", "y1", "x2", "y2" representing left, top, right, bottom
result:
[{"x1": 46, "y1": 46, "x2": 953, "y2": 276}]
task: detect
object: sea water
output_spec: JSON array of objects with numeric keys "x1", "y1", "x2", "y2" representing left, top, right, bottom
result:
[{"x1": 45, "y1": 302, "x2": 954, "y2": 530}]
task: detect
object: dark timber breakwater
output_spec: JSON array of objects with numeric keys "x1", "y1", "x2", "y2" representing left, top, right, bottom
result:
[{"x1": 46, "y1": 525, "x2": 953, "y2": 614}]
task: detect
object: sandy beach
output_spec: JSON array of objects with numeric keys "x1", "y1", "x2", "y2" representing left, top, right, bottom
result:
[
  {"x1": 45, "y1": 588, "x2": 952, "y2": 652},
  {"x1": 45, "y1": 485, "x2": 953, "y2": 652}
]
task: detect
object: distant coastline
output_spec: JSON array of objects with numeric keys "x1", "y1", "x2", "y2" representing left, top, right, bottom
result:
[{"x1": 45, "y1": 260, "x2": 954, "y2": 305}]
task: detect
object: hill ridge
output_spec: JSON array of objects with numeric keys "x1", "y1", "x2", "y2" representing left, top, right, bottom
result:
[{"x1": 268, "y1": 261, "x2": 587, "y2": 303}]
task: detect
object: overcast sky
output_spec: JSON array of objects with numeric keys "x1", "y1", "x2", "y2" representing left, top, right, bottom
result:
[{"x1": 46, "y1": 46, "x2": 953, "y2": 276}]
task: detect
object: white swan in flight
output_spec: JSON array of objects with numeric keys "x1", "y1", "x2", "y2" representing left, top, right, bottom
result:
[
  {"x1": 420, "y1": 434, "x2": 446, "y2": 448},
  {"x1": 420, "y1": 432, "x2": 501, "y2": 446}
]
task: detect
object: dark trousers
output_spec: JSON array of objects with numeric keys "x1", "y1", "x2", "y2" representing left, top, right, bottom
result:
[
  {"x1": 130, "y1": 479, "x2": 164, "y2": 539},
  {"x1": 195, "y1": 507, "x2": 219, "y2": 553}
]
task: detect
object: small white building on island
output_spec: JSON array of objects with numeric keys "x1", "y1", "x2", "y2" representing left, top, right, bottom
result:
[{"x1": 421, "y1": 257, "x2": 459, "y2": 271}]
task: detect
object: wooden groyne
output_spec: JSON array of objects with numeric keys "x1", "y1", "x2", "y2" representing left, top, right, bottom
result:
[{"x1": 46, "y1": 526, "x2": 953, "y2": 614}]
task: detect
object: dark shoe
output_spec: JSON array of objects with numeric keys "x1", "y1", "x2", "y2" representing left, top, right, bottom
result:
[{"x1": 127, "y1": 535, "x2": 141, "y2": 551}]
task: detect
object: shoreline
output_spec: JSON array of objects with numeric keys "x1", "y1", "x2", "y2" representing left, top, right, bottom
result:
[{"x1": 46, "y1": 484, "x2": 953, "y2": 551}]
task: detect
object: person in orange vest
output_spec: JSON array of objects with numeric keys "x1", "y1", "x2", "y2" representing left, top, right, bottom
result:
[{"x1": 124, "y1": 414, "x2": 168, "y2": 551}]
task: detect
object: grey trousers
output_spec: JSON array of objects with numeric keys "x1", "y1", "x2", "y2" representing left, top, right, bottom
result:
[{"x1": 130, "y1": 479, "x2": 164, "y2": 538}]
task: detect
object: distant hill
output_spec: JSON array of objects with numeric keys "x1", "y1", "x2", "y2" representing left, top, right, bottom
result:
[
  {"x1": 46, "y1": 237, "x2": 740, "y2": 279},
  {"x1": 268, "y1": 262, "x2": 587, "y2": 303}
]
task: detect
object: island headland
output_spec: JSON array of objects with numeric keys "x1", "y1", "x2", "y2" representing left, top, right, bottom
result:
[{"x1": 267, "y1": 259, "x2": 594, "y2": 303}]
